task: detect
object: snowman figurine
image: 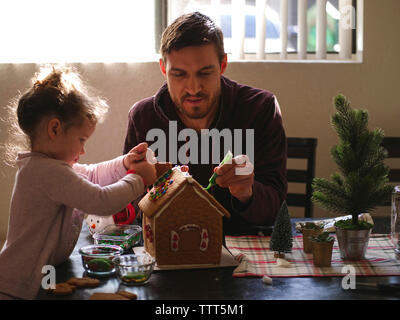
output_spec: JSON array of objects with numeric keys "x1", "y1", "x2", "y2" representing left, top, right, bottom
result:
[{"x1": 85, "y1": 203, "x2": 136, "y2": 234}]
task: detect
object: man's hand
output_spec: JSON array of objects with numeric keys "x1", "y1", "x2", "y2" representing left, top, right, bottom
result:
[{"x1": 214, "y1": 155, "x2": 254, "y2": 204}]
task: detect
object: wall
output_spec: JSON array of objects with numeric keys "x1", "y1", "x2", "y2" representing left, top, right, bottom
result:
[{"x1": 0, "y1": 1, "x2": 399, "y2": 241}]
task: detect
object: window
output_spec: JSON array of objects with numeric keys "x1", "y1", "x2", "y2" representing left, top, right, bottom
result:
[
  {"x1": 0, "y1": 0, "x2": 361, "y2": 63},
  {"x1": 167, "y1": 0, "x2": 361, "y2": 61},
  {"x1": 0, "y1": 0, "x2": 157, "y2": 63}
]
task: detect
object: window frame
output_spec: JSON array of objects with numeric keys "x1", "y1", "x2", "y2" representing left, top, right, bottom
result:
[{"x1": 159, "y1": 0, "x2": 361, "y2": 62}]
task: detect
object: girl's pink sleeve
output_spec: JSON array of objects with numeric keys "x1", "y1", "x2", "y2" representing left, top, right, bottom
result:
[
  {"x1": 72, "y1": 155, "x2": 127, "y2": 186},
  {"x1": 41, "y1": 161, "x2": 144, "y2": 216}
]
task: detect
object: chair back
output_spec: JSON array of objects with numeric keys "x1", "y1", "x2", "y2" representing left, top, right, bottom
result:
[
  {"x1": 382, "y1": 137, "x2": 400, "y2": 183},
  {"x1": 382, "y1": 137, "x2": 400, "y2": 206},
  {"x1": 287, "y1": 137, "x2": 318, "y2": 217}
]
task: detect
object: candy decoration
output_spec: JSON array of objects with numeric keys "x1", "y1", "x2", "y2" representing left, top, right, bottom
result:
[
  {"x1": 112, "y1": 203, "x2": 136, "y2": 225},
  {"x1": 145, "y1": 223, "x2": 153, "y2": 243},
  {"x1": 200, "y1": 229, "x2": 209, "y2": 251},
  {"x1": 149, "y1": 169, "x2": 174, "y2": 201},
  {"x1": 171, "y1": 231, "x2": 179, "y2": 252}
]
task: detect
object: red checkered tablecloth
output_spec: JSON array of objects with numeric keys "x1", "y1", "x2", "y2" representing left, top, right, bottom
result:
[{"x1": 225, "y1": 234, "x2": 400, "y2": 277}]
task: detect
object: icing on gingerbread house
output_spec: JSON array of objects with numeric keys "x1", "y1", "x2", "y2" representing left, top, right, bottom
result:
[{"x1": 138, "y1": 165, "x2": 230, "y2": 266}]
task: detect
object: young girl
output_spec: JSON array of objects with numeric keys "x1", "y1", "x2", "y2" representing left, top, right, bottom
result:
[{"x1": 0, "y1": 65, "x2": 157, "y2": 300}]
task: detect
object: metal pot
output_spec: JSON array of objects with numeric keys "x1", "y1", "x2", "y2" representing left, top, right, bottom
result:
[{"x1": 335, "y1": 226, "x2": 371, "y2": 260}]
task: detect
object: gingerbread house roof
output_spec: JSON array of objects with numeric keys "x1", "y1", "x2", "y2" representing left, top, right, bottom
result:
[{"x1": 138, "y1": 166, "x2": 231, "y2": 219}]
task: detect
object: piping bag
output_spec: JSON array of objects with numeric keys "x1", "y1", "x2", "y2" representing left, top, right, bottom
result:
[{"x1": 204, "y1": 151, "x2": 233, "y2": 191}]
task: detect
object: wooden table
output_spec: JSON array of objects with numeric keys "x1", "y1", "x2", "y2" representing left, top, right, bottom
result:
[{"x1": 35, "y1": 216, "x2": 400, "y2": 306}]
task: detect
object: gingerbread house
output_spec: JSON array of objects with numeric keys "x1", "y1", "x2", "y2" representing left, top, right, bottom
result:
[{"x1": 138, "y1": 165, "x2": 230, "y2": 266}]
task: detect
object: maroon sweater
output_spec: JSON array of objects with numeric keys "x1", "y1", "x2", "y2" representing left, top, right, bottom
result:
[{"x1": 123, "y1": 76, "x2": 287, "y2": 235}]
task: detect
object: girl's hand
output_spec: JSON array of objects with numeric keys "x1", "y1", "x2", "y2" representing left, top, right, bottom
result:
[
  {"x1": 123, "y1": 142, "x2": 148, "y2": 170},
  {"x1": 131, "y1": 159, "x2": 157, "y2": 186},
  {"x1": 129, "y1": 147, "x2": 157, "y2": 186}
]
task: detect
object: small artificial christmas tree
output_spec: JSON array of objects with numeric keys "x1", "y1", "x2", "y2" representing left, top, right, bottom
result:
[
  {"x1": 312, "y1": 94, "x2": 394, "y2": 227},
  {"x1": 270, "y1": 201, "x2": 293, "y2": 258}
]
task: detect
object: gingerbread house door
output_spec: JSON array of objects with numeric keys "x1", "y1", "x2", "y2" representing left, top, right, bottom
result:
[
  {"x1": 179, "y1": 229, "x2": 200, "y2": 252},
  {"x1": 171, "y1": 225, "x2": 209, "y2": 252}
]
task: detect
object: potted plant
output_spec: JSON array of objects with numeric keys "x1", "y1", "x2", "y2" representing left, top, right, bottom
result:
[
  {"x1": 298, "y1": 222, "x2": 324, "y2": 254},
  {"x1": 310, "y1": 232, "x2": 335, "y2": 267},
  {"x1": 312, "y1": 94, "x2": 394, "y2": 260}
]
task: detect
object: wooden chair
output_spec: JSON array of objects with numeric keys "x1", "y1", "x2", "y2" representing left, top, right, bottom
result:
[
  {"x1": 286, "y1": 137, "x2": 318, "y2": 218},
  {"x1": 382, "y1": 137, "x2": 400, "y2": 183},
  {"x1": 240, "y1": 137, "x2": 318, "y2": 235},
  {"x1": 381, "y1": 137, "x2": 400, "y2": 206}
]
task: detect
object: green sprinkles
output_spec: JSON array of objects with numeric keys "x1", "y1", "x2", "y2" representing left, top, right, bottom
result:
[{"x1": 98, "y1": 233, "x2": 140, "y2": 250}]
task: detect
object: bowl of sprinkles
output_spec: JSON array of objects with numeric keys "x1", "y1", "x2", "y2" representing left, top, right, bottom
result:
[
  {"x1": 79, "y1": 244, "x2": 123, "y2": 277},
  {"x1": 93, "y1": 224, "x2": 142, "y2": 252},
  {"x1": 112, "y1": 253, "x2": 156, "y2": 285}
]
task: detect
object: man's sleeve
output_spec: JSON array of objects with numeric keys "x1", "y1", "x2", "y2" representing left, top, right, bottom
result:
[
  {"x1": 123, "y1": 107, "x2": 139, "y2": 155},
  {"x1": 122, "y1": 105, "x2": 146, "y2": 222},
  {"x1": 232, "y1": 95, "x2": 287, "y2": 226}
]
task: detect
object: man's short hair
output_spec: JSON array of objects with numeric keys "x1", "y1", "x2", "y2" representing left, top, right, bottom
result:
[{"x1": 160, "y1": 12, "x2": 225, "y2": 64}]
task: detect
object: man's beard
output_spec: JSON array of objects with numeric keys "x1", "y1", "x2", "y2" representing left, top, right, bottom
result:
[{"x1": 174, "y1": 91, "x2": 220, "y2": 120}]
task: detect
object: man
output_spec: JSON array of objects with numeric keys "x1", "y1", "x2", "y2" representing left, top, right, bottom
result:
[{"x1": 123, "y1": 12, "x2": 287, "y2": 235}]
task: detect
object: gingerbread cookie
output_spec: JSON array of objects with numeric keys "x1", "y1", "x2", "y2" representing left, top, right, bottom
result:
[
  {"x1": 66, "y1": 277, "x2": 100, "y2": 288},
  {"x1": 48, "y1": 282, "x2": 76, "y2": 296},
  {"x1": 89, "y1": 292, "x2": 129, "y2": 300},
  {"x1": 115, "y1": 290, "x2": 137, "y2": 300}
]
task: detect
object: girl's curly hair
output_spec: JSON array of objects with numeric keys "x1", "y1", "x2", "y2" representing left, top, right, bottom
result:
[{"x1": 2, "y1": 64, "x2": 109, "y2": 166}]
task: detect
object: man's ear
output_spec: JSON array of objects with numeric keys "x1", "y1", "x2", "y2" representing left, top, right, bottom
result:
[
  {"x1": 159, "y1": 58, "x2": 167, "y2": 76},
  {"x1": 47, "y1": 118, "x2": 62, "y2": 140},
  {"x1": 220, "y1": 54, "x2": 228, "y2": 74}
]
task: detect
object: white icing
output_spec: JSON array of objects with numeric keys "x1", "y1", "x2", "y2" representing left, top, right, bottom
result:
[
  {"x1": 192, "y1": 186, "x2": 226, "y2": 217},
  {"x1": 179, "y1": 224, "x2": 200, "y2": 231},
  {"x1": 154, "y1": 184, "x2": 187, "y2": 219},
  {"x1": 233, "y1": 260, "x2": 247, "y2": 274},
  {"x1": 200, "y1": 241, "x2": 207, "y2": 251},
  {"x1": 153, "y1": 170, "x2": 225, "y2": 219},
  {"x1": 186, "y1": 176, "x2": 194, "y2": 183},
  {"x1": 276, "y1": 258, "x2": 292, "y2": 268},
  {"x1": 262, "y1": 275, "x2": 273, "y2": 285}
]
